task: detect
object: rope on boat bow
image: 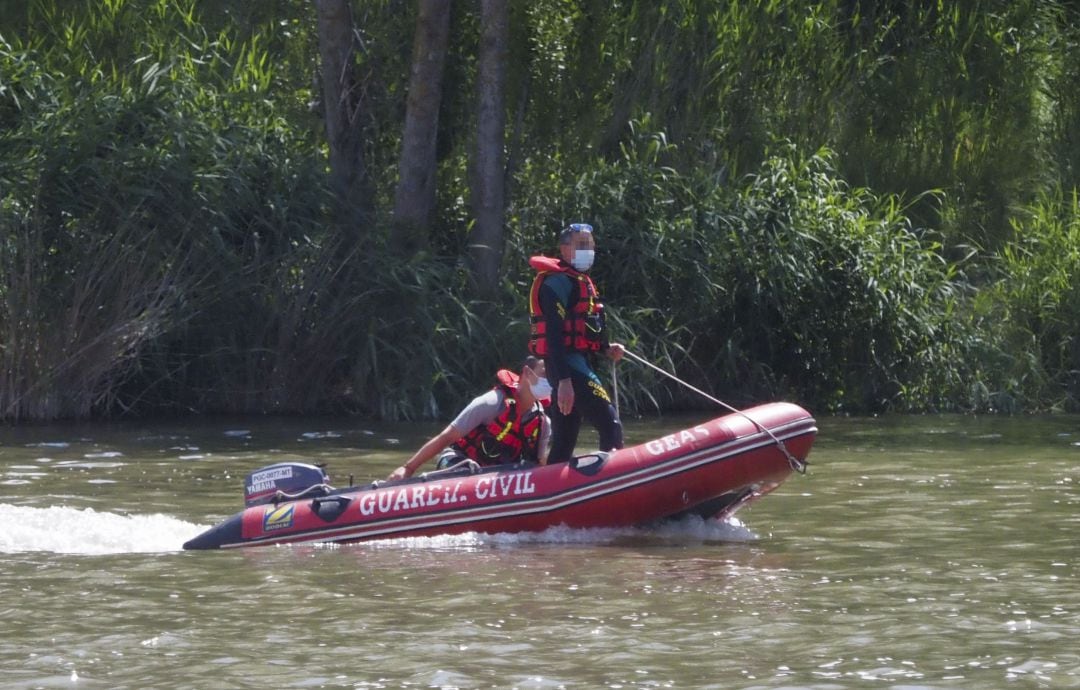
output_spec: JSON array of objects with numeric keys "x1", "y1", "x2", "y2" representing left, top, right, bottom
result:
[{"x1": 620, "y1": 350, "x2": 807, "y2": 474}]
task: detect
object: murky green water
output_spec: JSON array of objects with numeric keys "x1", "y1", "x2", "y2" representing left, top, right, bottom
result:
[{"x1": 2, "y1": 413, "x2": 1079, "y2": 689}]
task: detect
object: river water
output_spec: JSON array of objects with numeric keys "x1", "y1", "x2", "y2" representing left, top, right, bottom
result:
[{"x1": 1, "y1": 412, "x2": 1078, "y2": 689}]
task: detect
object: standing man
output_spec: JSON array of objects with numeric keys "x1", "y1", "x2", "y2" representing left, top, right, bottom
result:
[{"x1": 527, "y1": 223, "x2": 625, "y2": 463}]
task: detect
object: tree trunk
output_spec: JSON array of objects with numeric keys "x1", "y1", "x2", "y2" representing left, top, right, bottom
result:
[
  {"x1": 392, "y1": 0, "x2": 452, "y2": 253},
  {"x1": 467, "y1": 0, "x2": 508, "y2": 297},
  {"x1": 313, "y1": 0, "x2": 372, "y2": 237}
]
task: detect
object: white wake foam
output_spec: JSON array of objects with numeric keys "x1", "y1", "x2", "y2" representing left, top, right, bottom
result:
[
  {"x1": 0, "y1": 504, "x2": 755, "y2": 555},
  {"x1": 329, "y1": 515, "x2": 758, "y2": 551},
  {"x1": 0, "y1": 504, "x2": 207, "y2": 555}
]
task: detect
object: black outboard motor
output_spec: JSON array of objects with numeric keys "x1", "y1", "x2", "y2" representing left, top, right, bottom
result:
[{"x1": 244, "y1": 462, "x2": 330, "y2": 507}]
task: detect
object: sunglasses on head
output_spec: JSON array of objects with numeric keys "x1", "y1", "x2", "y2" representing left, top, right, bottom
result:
[{"x1": 560, "y1": 223, "x2": 593, "y2": 243}]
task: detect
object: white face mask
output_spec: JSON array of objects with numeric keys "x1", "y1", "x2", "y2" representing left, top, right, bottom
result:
[
  {"x1": 571, "y1": 249, "x2": 595, "y2": 272},
  {"x1": 530, "y1": 377, "x2": 553, "y2": 399}
]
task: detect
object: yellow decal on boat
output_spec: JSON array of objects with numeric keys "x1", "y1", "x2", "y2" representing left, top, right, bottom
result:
[{"x1": 263, "y1": 504, "x2": 295, "y2": 532}]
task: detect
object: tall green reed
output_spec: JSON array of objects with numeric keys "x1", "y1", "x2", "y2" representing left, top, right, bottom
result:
[
  {"x1": 509, "y1": 123, "x2": 970, "y2": 414},
  {"x1": 969, "y1": 189, "x2": 1080, "y2": 411},
  {"x1": 0, "y1": 0, "x2": 322, "y2": 419},
  {"x1": 5, "y1": 0, "x2": 1080, "y2": 420}
]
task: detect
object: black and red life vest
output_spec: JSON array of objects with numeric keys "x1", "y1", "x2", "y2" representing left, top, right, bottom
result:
[
  {"x1": 527, "y1": 256, "x2": 605, "y2": 357},
  {"x1": 453, "y1": 370, "x2": 546, "y2": 465}
]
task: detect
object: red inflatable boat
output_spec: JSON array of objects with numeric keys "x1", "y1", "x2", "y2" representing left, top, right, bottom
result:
[{"x1": 183, "y1": 402, "x2": 816, "y2": 549}]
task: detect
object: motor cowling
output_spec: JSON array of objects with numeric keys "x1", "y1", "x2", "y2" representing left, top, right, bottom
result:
[{"x1": 244, "y1": 462, "x2": 330, "y2": 507}]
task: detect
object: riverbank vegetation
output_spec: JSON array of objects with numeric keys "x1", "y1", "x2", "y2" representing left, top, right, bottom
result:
[{"x1": 2, "y1": 0, "x2": 1078, "y2": 421}]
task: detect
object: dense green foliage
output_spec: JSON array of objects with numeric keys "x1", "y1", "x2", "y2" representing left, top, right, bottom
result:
[
  {"x1": 970, "y1": 190, "x2": 1080, "y2": 412},
  {"x1": 509, "y1": 129, "x2": 968, "y2": 413},
  {"x1": 2, "y1": 0, "x2": 1079, "y2": 420}
]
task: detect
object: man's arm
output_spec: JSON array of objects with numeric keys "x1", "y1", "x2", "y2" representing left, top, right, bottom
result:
[
  {"x1": 387, "y1": 390, "x2": 505, "y2": 480},
  {"x1": 538, "y1": 279, "x2": 578, "y2": 414},
  {"x1": 537, "y1": 413, "x2": 551, "y2": 465},
  {"x1": 388, "y1": 424, "x2": 464, "y2": 480},
  {"x1": 538, "y1": 277, "x2": 572, "y2": 382}
]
